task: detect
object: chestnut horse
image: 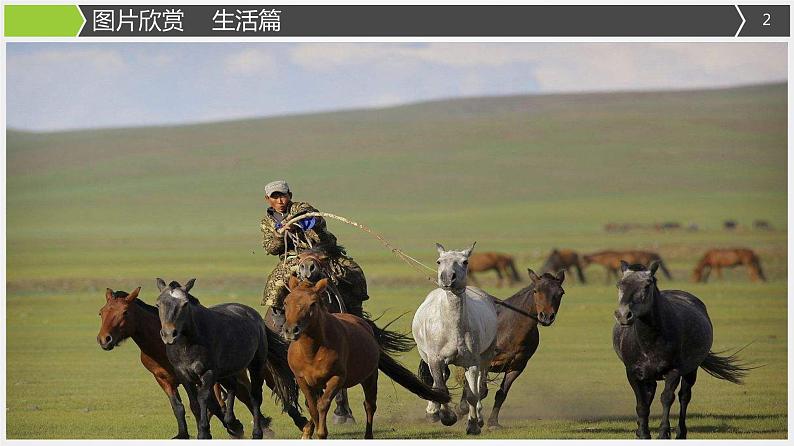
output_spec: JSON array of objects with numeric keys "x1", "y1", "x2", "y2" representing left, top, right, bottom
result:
[
  {"x1": 467, "y1": 252, "x2": 522, "y2": 288},
  {"x1": 540, "y1": 248, "x2": 586, "y2": 283},
  {"x1": 692, "y1": 248, "x2": 766, "y2": 283},
  {"x1": 97, "y1": 287, "x2": 258, "y2": 438},
  {"x1": 583, "y1": 250, "x2": 672, "y2": 283},
  {"x1": 282, "y1": 277, "x2": 451, "y2": 439}
]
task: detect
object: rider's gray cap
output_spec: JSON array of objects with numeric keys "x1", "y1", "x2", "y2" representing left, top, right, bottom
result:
[{"x1": 265, "y1": 180, "x2": 290, "y2": 197}]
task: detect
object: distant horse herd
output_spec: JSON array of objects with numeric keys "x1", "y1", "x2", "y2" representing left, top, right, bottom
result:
[
  {"x1": 97, "y1": 244, "x2": 757, "y2": 439},
  {"x1": 470, "y1": 247, "x2": 766, "y2": 286}
]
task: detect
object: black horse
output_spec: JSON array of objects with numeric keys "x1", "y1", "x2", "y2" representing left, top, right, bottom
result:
[
  {"x1": 156, "y1": 278, "x2": 304, "y2": 439},
  {"x1": 613, "y1": 261, "x2": 751, "y2": 439}
]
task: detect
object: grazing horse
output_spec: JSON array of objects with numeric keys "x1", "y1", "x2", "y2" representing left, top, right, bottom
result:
[
  {"x1": 540, "y1": 248, "x2": 586, "y2": 283},
  {"x1": 583, "y1": 250, "x2": 673, "y2": 283},
  {"x1": 282, "y1": 276, "x2": 450, "y2": 439},
  {"x1": 156, "y1": 278, "x2": 302, "y2": 439},
  {"x1": 412, "y1": 243, "x2": 498, "y2": 435},
  {"x1": 97, "y1": 286, "x2": 260, "y2": 439},
  {"x1": 467, "y1": 252, "x2": 522, "y2": 288},
  {"x1": 454, "y1": 268, "x2": 565, "y2": 428},
  {"x1": 613, "y1": 261, "x2": 750, "y2": 439},
  {"x1": 692, "y1": 248, "x2": 766, "y2": 283}
]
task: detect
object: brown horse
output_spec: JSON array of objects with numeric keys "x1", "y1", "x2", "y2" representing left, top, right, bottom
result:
[
  {"x1": 282, "y1": 277, "x2": 450, "y2": 439},
  {"x1": 582, "y1": 250, "x2": 673, "y2": 283},
  {"x1": 692, "y1": 248, "x2": 766, "y2": 282},
  {"x1": 540, "y1": 248, "x2": 586, "y2": 283},
  {"x1": 467, "y1": 252, "x2": 522, "y2": 288},
  {"x1": 97, "y1": 287, "x2": 261, "y2": 438},
  {"x1": 452, "y1": 268, "x2": 566, "y2": 428}
]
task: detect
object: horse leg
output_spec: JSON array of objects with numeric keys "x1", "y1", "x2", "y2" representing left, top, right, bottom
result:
[
  {"x1": 155, "y1": 376, "x2": 189, "y2": 439},
  {"x1": 262, "y1": 367, "x2": 303, "y2": 431},
  {"x1": 316, "y1": 375, "x2": 344, "y2": 439},
  {"x1": 605, "y1": 268, "x2": 613, "y2": 285},
  {"x1": 219, "y1": 377, "x2": 244, "y2": 438},
  {"x1": 658, "y1": 369, "x2": 681, "y2": 439},
  {"x1": 495, "y1": 268, "x2": 504, "y2": 288},
  {"x1": 296, "y1": 378, "x2": 318, "y2": 439},
  {"x1": 213, "y1": 384, "x2": 226, "y2": 416},
  {"x1": 576, "y1": 263, "x2": 587, "y2": 283},
  {"x1": 676, "y1": 370, "x2": 696, "y2": 439},
  {"x1": 627, "y1": 371, "x2": 655, "y2": 439},
  {"x1": 333, "y1": 388, "x2": 356, "y2": 424},
  {"x1": 247, "y1": 359, "x2": 269, "y2": 440},
  {"x1": 463, "y1": 365, "x2": 483, "y2": 435},
  {"x1": 429, "y1": 359, "x2": 457, "y2": 426},
  {"x1": 361, "y1": 372, "x2": 378, "y2": 439},
  {"x1": 487, "y1": 369, "x2": 521, "y2": 429},
  {"x1": 702, "y1": 265, "x2": 711, "y2": 283},
  {"x1": 715, "y1": 265, "x2": 723, "y2": 280},
  {"x1": 196, "y1": 370, "x2": 217, "y2": 439}
]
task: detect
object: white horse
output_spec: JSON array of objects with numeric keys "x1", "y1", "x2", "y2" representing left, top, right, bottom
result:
[{"x1": 412, "y1": 242, "x2": 498, "y2": 435}]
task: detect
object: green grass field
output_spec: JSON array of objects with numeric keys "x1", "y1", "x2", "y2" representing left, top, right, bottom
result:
[{"x1": 6, "y1": 83, "x2": 787, "y2": 439}]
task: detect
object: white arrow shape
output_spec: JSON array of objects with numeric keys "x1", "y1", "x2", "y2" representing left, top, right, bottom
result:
[{"x1": 735, "y1": 5, "x2": 746, "y2": 37}]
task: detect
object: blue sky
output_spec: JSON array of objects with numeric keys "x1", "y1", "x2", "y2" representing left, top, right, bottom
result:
[{"x1": 6, "y1": 42, "x2": 787, "y2": 131}]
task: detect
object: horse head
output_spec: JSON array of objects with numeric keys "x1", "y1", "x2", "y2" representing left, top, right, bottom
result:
[
  {"x1": 297, "y1": 249, "x2": 330, "y2": 283},
  {"x1": 435, "y1": 242, "x2": 476, "y2": 293},
  {"x1": 97, "y1": 286, "x2": 141, "y2": 350},
  {"x1": 614, "y1": 260, "x2": 660, "y2": 326},
  {"x1": 528, "y1": 268, "x2": 565, "y2": 326},
  {"x1": 155, "y1": 278, "x2": 197, "y2": 344},
  {"x1": 283, "y1": 276, "x2": 329, "y2": 341}
]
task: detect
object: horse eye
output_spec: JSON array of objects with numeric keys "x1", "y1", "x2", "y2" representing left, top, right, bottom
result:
[
  {"x1": 123, "y1": 310, "x2": 129, "y2": 316},
  {"x1": 436, "y1": 260, "x2": 441, "y2": 265}
]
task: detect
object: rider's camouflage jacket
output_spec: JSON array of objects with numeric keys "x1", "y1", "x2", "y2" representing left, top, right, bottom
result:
[{"x1": 260, "y1": 201, "x2": 338, "y2": 258}]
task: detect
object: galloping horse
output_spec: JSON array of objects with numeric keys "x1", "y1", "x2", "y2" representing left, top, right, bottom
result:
[
  {"x1": 467, "y1": 252, "x2": 522, "y2": 288},
  {"x1": 156, "y1": 278, "x2": 302, "y2": 439},
  {"x1": 692, "y1": 248, "x2": 766, "y2": 283},
  {"x1": 282, "y1": 277, "x2": 450, "y2": 439},
  {"x1": 583, "y1": 250, "x2": 673, "y2": 283},
  {"x1": 413, "y1": 243, "x2": 498, "y2": 435},
  {"x1": 614, "y1": 261, "x2": 751, "y2": 438},
  {"x1": 97, "y1": 287, "x2": 256, "y2": 438},
  {"x1": 540, "y1": 248, "x2": 586, "y2": 283},
  {"x1": 455, "y1": 268, "x2": 566, "y2": 428}
]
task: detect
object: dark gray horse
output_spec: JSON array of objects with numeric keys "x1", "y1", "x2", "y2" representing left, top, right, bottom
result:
[
  {"x1": 156, "y1": 278, "x2": 303, "y2": 439},
  {"x1": 613, "y1": 261, "x2": 750, "y2": 439}
]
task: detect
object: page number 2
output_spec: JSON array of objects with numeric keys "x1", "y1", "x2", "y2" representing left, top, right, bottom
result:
[{"x1": 762, "y1": 13, "x2": 771, "y2": 26}]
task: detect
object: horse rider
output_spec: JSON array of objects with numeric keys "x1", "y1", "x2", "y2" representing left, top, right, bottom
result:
[{"x1": 260, "y1": 180, "x2": 368, "y2": 330}]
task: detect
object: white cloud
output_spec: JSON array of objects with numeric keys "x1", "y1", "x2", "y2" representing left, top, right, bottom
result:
[
  {"x1": 9, "y1": 48, "x2": 126, "y2": 74},
  {"x1": 224, "y1": 48, "x2": 277, "y2": 76}
]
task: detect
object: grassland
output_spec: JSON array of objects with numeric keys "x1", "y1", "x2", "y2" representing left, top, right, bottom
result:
[{"x1": 6, "y1": 83, "x2": 787, "y2": 439}]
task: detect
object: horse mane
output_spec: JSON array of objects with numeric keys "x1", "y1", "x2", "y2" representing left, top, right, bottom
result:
[
  {"x1": 111, "y1": 290, "x2": 158, "y2": 315},
  {"x1": 304, "y1": 243, "x2": 347, "y2": 259}
]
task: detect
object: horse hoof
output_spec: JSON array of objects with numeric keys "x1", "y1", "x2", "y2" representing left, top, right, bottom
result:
[
  {"x1": 197, "y1": 432, "x2": 212, "y2": 440},
  {"x1": 635, "y1": 430, "x2": 651, "y2": 440},
  {"x1": 252, "y1": 430, "x2": 264, "y2": 440},
  {"x1": 261, "y1": 428, "x2": 276, "y2": 439},
  {"x1": 439, "y1": 410, "x2": 458, "y2": 427},
  {"x1": 426, "y1": 412, "x2": 441, "y2": 423},
  {"x1": 172, "y1": 433, "x2": 190, "y2": 439},
  {"x1": 466, "y1": 420, "x2": 482, "y2": 435},
  {"x1": 225, "y1": 420, "x2": 245, "y2": 438},
  {"x1": 333, "y1": 414, "x2": 348, "y2": 425},
  {"x1": 478, "y1": 418, "x2": 485, "y2": 428},
  {"x1": 658, "y1": 430, "x2": 671, "y2": 440}
]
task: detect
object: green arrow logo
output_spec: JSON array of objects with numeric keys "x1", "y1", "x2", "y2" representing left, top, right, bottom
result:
[{"x1": 5, "y1": 5, "x2": 85, "y2": 37}]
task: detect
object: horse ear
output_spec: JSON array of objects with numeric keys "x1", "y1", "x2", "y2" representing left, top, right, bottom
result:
[
  {"x1": 649, "y1": 260, "x2": 660, "y2": 276},
  {"x1": 528, "y1": 268, "x2": 541, "y2": 284},
  {"x1": 552, "y1": 248, "x2": 559, "y2": 254},
  {"x1": 288, "y1": 275, "x2": 300, "y2": 290},
  {"x1": 462, "y1": 241, "x2": 476, "y2": 257},
  {"x1": 125, "y1": 287, "x2": 141, "y2": 303},
  {"x1": 314, "y1": 278, "x2": 329, "y2": 294},
  {"x1": 619, "y1": 260, "x2": 629, "y2": 273},
  {"x1": 435, "y1": 243, "x2": 445, "y2": 255},
  {"x1": 105, "y1": 288, "x2": 114, "y2": 301},
  {"x1": 556, "y1": 269, "x2": 566, "y2": 284},
  {"x1": 156, "y1": 278, "x2": 167, "y2": 292},
  {"x1": 184, "y1": 278, "x2": 196, "y2": 292}
]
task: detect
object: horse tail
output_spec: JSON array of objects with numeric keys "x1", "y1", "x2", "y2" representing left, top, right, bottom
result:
[
  {"x1": 264, "y1": 326, "x2": 302, "y2": 413},
  {"x1": 751, "y1": 254, "x2": 767, "y2": 281},
  {"x1": 700, "y1": 348, "x2": 755, "y2": 384},
  {"x1": 508, "y1": 258, "x2": 522, "y2": 282},
  {"x1": 378, "y1": 353, "x2": 451, "y2": 404},
  {"x1": 366, "y1": 313, "x2": 415, "y2": 355},
  {"x1": 417, "y1": 359, "x2": 433, "y2": 387}
]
